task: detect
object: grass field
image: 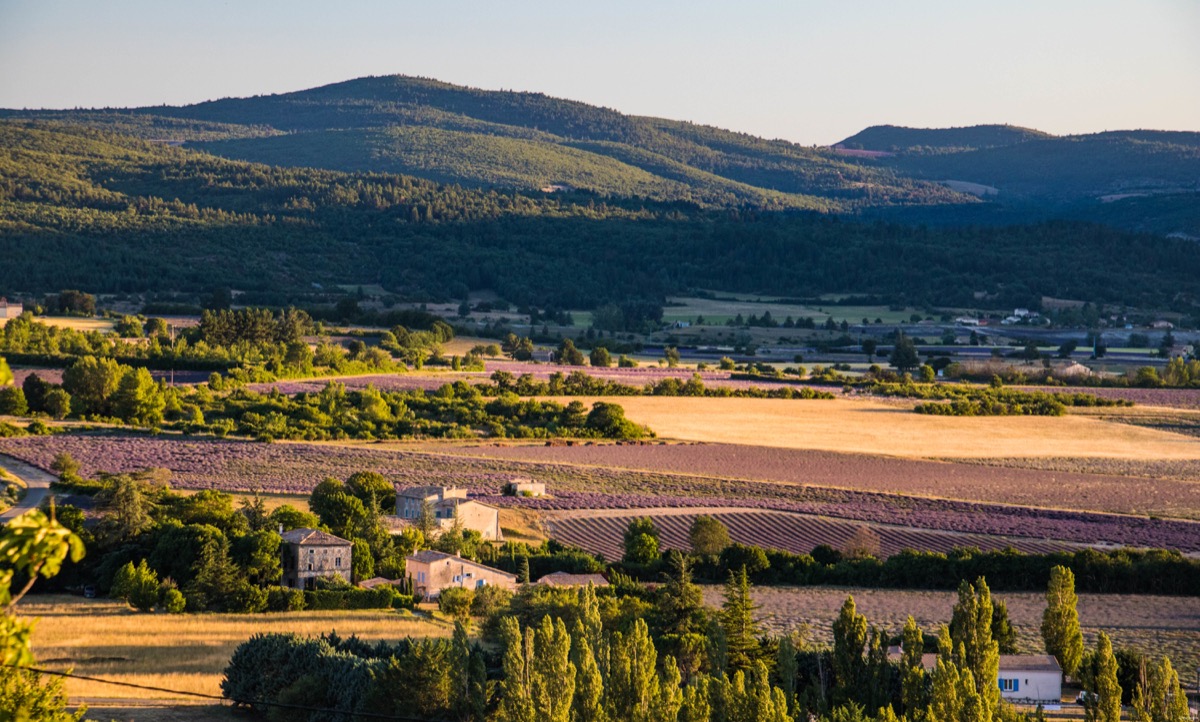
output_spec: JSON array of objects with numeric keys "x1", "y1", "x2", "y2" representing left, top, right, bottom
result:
[
  {"x1": 23, "y1": 596, "x2": 448, "y2": 701},
  {"x1": 700, "y1": 586, "x2": 1200, "y2": 678},
  {"x1": 0, "y1": 315, "x2": 116, "y2": 331},
  {"x1": 584, "y1": 396, "x2": 1200, "y2": 460}
]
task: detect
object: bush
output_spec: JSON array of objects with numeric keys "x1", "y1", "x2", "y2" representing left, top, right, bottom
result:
[
  {"x1": 266, "y1": 586, "x2": 307, "y2": 612},
  {"x1": 303, "y1": 586, "x2": 399, "y2": 610},
  {"x1": 438, "y1": 586, "x2": 474, "y2": 621},
  {"x1": 162, "y1": 587, "x2": 187, "y2": 614},
  {"x1": 0, "y1": 386, "x2": 28, "y2": 415}
]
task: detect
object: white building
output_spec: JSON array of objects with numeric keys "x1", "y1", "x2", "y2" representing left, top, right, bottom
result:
[
  {"x1": 0, "y1": 298, "x2": 22, "y2": 320},
  {"x1": 889, "y1": 651, "x2": 1062, "y2": 705}
]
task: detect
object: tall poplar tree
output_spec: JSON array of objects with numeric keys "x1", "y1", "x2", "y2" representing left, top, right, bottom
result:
[
  {"x1": 1041, "y1": 566, "x2": 1085, "y2": 678},
  {"x1": 832, "y1": 595, "x2": 868, "y2": 705}
]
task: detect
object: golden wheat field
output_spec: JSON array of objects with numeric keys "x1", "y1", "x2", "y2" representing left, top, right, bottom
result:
[
  {"x1": 589, "y1": 396, "x2": 1200, "y2": 460},
  {"x1": 23, "y1": 596, "x2": 448, "y2": 701}
]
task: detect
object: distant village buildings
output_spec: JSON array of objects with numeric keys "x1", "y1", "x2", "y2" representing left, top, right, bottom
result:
[
  {"x1": 0, "y1": 298, "x2": 22, "y2": 320},
  {"x1": 405, "y1": 550, "x2": 517, "y2": 599},
  {"x1": 280, "y1": 528, "x2": 352, "y2": 589},
  {"x1": 396, "y1": 485, "x2": 503, "y2": 541}
]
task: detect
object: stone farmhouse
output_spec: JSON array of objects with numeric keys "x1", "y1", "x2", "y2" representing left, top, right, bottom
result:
[
  {"x1": 0, "y1": 298, "x2": 22, "y2": 320},
  {"x1": 405, "y1": 550, "x2": 518, "y2": 600},
  {"x1": 280, "y1": 527, "x2": 352, "y2": 589},
  {"x1": 890, "y1": 650, "x2": 1063, "y2": 705},
  {"x1": 395, "y1": 485, "x2": 503, "y2": 541}
]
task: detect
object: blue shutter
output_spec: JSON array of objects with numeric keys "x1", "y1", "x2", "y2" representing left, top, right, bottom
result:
[{"x1": 1014, "y1": 679, "x2": 1019, "y2": 692}]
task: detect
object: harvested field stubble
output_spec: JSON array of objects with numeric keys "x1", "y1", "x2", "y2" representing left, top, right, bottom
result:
[
  {"x1": 23, "y1": 596, "x2": 445, "y2": 700},
  {"x1": 1, "y1": 434, "x2": 1197, "y2": 551},
  {"x1": 593, "y1": 396, "x2": 1200, "y2": 460},
  {"x1": 701, "y1": 586, "x2": 1200, "y2": 677}
]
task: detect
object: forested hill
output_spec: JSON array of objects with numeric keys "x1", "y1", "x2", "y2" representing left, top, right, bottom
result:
[
  {"x1": 3, "y1": 120, "x2": 1200, "y2": 313},
  {"x1": 834, "y1": 124, "x2": 1200, "y2": 235},
  {"x1": 0, "y1": 75, "x2": 968, "y2": 212},
  {"x1": 836, "y1": 125, "x2": 1054, "y2": 153}
]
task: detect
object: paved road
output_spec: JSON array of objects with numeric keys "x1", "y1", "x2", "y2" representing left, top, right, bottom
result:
[{"x1": 0, "y1": 454, "x2": 54, "y2": 521}]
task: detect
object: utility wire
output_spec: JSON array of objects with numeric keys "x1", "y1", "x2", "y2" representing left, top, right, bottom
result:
[{"x1": 7, "y1": 665, "x2": 429, "y2": 721}]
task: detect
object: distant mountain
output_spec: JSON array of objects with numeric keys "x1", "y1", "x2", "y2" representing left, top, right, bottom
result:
[
  {"x1": 5, "y1": 121, "x2": 1199, "y2": 311},
  {"x1": 0, "y1": 76, "x2": 968, "y2": 212},
  {"x1": 836, "y1": 124, "x2": 1054, "y2": 153},
  {"x1": 3, "y1": 77, "x2": 1198, "y2": 235}
]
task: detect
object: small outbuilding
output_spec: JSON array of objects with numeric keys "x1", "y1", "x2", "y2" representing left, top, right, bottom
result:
[
  {"x1": 504, "y1": 479, "x2": 546, "y2": 497},
  {"x1": 887, "y1": 650, "x2": 1062, "y2": 706}
]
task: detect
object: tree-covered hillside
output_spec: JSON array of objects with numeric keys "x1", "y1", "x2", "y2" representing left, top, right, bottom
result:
[
  {"x1": 3, "y1": 121, "x2": 1200, "y2": 312},
  {"x1": 837, "y1": 124, "x2": 1054, "y2": 153},
  {"x1": 0, "y1": 75, "x2": 967, "y2": 211}
]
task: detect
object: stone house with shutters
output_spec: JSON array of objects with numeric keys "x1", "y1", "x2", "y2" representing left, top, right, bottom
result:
[
  {"x1": 280, "y1": 528, "x2": 352, "y2": 589},
  {"x1": 405, "y1": 550, "x2": 517, "y2": 600},
  {"x1": 395, "y1": 486, "x2": 503, "y2": 541}
]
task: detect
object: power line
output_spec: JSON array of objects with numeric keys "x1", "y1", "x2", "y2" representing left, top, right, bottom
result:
[{"x1": 7, "y1": 665, "x2": 429, "y2": 721}]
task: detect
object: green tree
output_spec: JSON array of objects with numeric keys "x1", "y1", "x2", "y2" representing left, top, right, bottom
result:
[
  {"x1": 531, "y1": 616, "x2": 575, "y2": 722},
  {"x1": 345, "y1": 471, "x2": 395, "y2": 510},
  {"x1": 0, "y1": 387, "x2": 27, "y2": 416},
  {"x1": 439, "y1": 587, "x2": 474, "y2": 623},
  {"x1": 589, "y1": 346, "x2": 612, "y2": 368},
  {"x1": 1041, "y1": 565, "x2": 1084, "y2": 678},
  {"x1": 664, "y1": 347, "x2": 681, "y2": 367},
  {"x1": 688, "y1": 514, "x2": 732, "y2": 557},
  {"x1": 112, "y1": 367, "x2": 166, "y2": 426},
  {"x1": 351, "y1": 538, "x2": 374, "y2": 582},
  {"x1": 100, "y1": 475, "x2": 152, "y2": 541},
  {"x1": 1082, "y1": 632, "x2": 1121, "y2": 722},
  {"x1": 889, "y1": 332, "x2": 920, "y2": 372},
  {"x1": 42, "y1": 388, "x2": 71, "y2": 420},
  {"x1": 1145, "y1": 657, "x2": 1190, "y2": 722},
  {"x1": 268, "y1": 504, "x2": 320, "y2": 532},
  {"x1": 110, "y1": 559, "x2": 160, "y2": 611},
  {"x1": 991, "y1": 599, "x2": 1018, "y2": 654},
  {"x1": 497, "y1": 617, "x2": 534, "y2": 722},
  {"x1": 61, "y1": 355, "x2": 125, "y2": 415},
  {"x1": 900, "y1": 615, "x2": 929, "y2": 715},
  {"x1": 0, "y1": 357, "x2": 11, "y2": 387},
  {"x1": 832, "y1": 595, "x2": 868, "y2": 705},
  {"x1": 571, "y1": 634, "x2": 606, "y2": 722},
  {"x1": 657, "y1": 550, "x2": 705, "y2": 636},
  {"x1": 862, "y1": 339, "x2": 878, "y2": 361},
  {"x1": 949, "y1": 578, "x2": 1000, "y2": 718},
  {"x1": 556, "y1": 339, "x2": 586, "y2": 366},
  {"x1": 0, "y1": 508, "x2": 86, "y2": 722},
  {"x1": 721, "y1": 566, "x2": 761, "y2": 672},
  {"x1": 622, "y1": 517, "x2": 660, "y2": 565}
]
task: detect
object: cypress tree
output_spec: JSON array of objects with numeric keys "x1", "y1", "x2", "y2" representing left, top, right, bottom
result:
[
  {"x1": 570, "y1": 635, "x2": 606, "y2": 722},
  {"x1": 949, "y1": 578, "x2": 1000, "y2": 718},
  {"x1": 1088, "y1": 632, "x2": 1121, "y2": 722}
]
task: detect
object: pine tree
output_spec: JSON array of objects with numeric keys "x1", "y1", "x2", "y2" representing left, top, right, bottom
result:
[
  {"x1": 518, "y1": 555, "x2": 531, "y2": 584},
  {"x1": 1041, "y1": 566, "x2": 1084, "y2": 678},
  {"x1": 721, "y1": 567, "x2": 761, "y2": 672},
  {"x1": 776, "y1": 634, "x2": 799, "y2": 715},
  {"x1": 658, "y1": 550, "x2": 704, "y2": 636},
  {"x1": 832, "y1": 595, "x2": 868, "y2": 705}
]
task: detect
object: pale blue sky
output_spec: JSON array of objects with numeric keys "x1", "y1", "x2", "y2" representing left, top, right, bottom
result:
[{"x1": 1, "y1": 0, "x2": 1197, "y2": 145}]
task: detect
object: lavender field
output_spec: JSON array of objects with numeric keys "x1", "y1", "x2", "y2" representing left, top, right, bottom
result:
[{"x1": 2, "y1": 433, "x2": 1197, "y2": 553}]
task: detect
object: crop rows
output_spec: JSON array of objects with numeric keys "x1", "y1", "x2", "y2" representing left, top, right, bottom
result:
[
  {"x1": 1, "y1": 433, "x2": 1196, "y2": 552},
  {"x1": 546, "y1": 510, "x2": 1083, "y2": 560}
]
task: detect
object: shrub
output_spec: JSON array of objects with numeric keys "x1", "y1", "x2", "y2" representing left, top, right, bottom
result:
[
  {"x1": 438, "y1": 586, "x2": 474, "y2": 621},
  {"x1": 266, "y1": 586, "x2": 307, "y2": 612},
  {"x1": 162, "y1": 587, "x2": 187, "y2": 614}
]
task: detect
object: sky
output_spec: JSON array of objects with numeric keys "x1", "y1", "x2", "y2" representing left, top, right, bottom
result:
[{"x1": 1, "y1": 0, "x2": 1197, "y2": 145}]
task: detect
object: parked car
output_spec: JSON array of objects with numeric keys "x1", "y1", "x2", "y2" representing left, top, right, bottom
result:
[
  {"x1": 1076, "y1": 691, "x2": 1097, "y2": 706},
  {"x1": 82, "y1": 585, "x2": 96, "y2": 598}
]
